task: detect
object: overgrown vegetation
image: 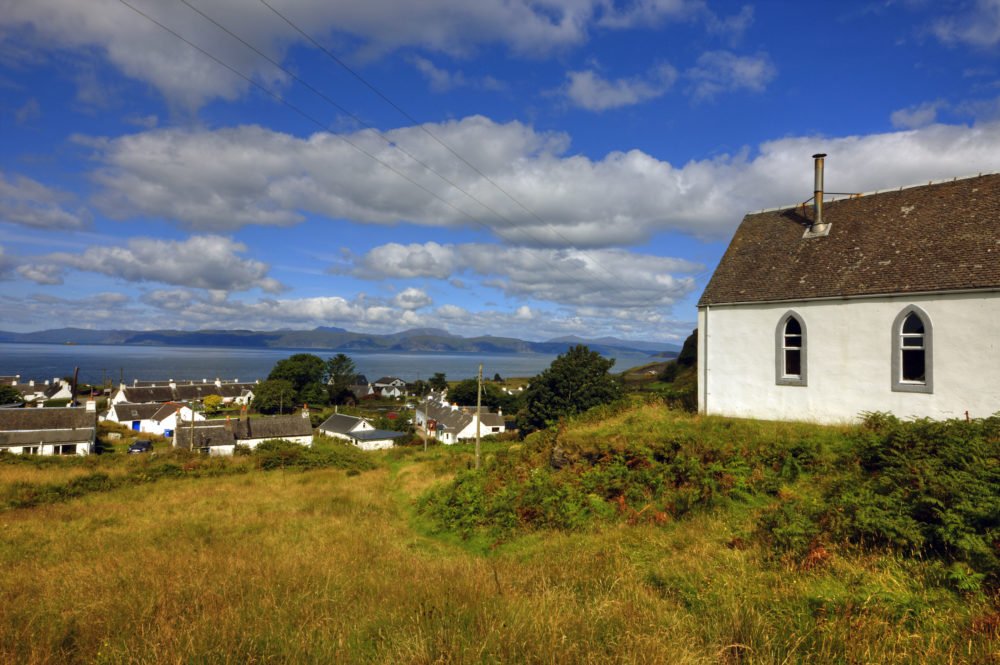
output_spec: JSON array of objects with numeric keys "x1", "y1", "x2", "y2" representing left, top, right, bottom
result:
[
  {"x1": 0, "y1": 436, "x2": 374, "y2": 511},
  {"x1": 423, "y1": 402, "x2": 1000, "y2": 595},
  {"x1": 3, "y1": 399, "x2": 999, "y2": 663}
]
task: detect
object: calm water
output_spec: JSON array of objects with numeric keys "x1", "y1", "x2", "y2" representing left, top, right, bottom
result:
[{"x1": 0, "y1": 343, "x2": 654, "y2": 385}]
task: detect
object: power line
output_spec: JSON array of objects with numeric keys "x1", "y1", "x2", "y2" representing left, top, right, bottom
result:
[
  {"x1": 126, "y1": 0, "x2": 647, "y2": 301},
  {"x1": 257, "y1": 0, "x2": 646, "y2": 286}
]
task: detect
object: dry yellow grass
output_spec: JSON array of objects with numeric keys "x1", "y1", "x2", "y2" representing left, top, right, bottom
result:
[{"x1": 0, "y1": 452, "x2": 996, "y2": 664}]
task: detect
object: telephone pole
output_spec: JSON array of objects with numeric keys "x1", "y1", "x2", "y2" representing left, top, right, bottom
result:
[{"x1": 475, "y1": 363, "x2": 482, "y2": 470}]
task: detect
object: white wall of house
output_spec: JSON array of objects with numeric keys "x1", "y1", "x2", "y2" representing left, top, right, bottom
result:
[
  {"x1": 698, "y1": 291, "x2": 1000, "y2": 424},
  {"x1": 352, "y1": 437, "x2": 395, "y2": 451},
  {"x1": 5, "y1": 441, "x2": 91, "y2": 456},
  {"x1": 154, "y1": 407, "x2": 202, "y2": 436}
]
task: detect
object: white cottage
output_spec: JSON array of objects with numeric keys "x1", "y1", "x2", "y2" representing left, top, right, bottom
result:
[
  {"x1": 415, "y1": 393, "x2": 506, "y2": 444},
  {"x1": 317, "y1": 412, "x2": 407, "y2": 451},
  {"x1": 0, "y1": 402, "x2": 97, "y2": 455},
  {"x1": 698, "y1": 156, "x2": 1000, "y2": 424}
]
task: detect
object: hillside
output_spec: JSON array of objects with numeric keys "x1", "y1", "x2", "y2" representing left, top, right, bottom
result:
[
  {"x1": 1, "y1": 406, "x2": 996, "y2": 662},
  {"x1": 0, "y1": 326, "x2": 678, "y2": 357}
]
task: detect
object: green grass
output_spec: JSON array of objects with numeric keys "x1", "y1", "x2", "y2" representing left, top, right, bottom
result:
[{"x1": 0, "y1": 405, "x2": 997, "y2": 663}]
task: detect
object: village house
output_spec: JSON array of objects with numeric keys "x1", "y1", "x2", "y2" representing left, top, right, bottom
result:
[
  {"x1": 111, "y1": 378, "x2": 257, "y2": 406},
  {"x1": 698, "y1": 155, "x2": 1000, "y2": 424},
  {"x1": 0, "y1": 402, "x2": 97, "y2": 455},
  {"x1": 414, "y1": 392, "x2": 505, "y2": 444},
  {"x1": 7, "y1": 377, "x2": 73, "y2": 406},
  {"x1": 317, "y1": 412, "x2": 407, "y2": 451},
  {"x1": 173, "y1": 407, "x2": 313, "y2": 455},
  {"x1": 372, "y1": 377, "x2": 407, "y2": 398},
  {"x1": 102, "y1": 401, "x2": 202, "y2": 437}
]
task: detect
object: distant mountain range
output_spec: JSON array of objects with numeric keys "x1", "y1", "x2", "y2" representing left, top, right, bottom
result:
[{"x1": 0, "y1": 327, "x2": 680, "y2": 357}]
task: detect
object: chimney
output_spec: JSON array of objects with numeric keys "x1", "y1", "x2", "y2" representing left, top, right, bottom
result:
[
  {"x1": 225, "y1": 414, "x2": 233, "y2": 432},
  {"x1": 28, "y1": 380, "x2": 34, "y2": 387},
  {"x1": 301, "y1": 404, "x2": 310, "y2": 419},
  {"x1": 807, "y1": 153, "x2": 831, "y2": 236},
  {"x1": 85, "y1": 399, "x2": 96, "y2": 412},
  {"x1": 240, "y1": 404, "x2": 248, "y2": 424}
]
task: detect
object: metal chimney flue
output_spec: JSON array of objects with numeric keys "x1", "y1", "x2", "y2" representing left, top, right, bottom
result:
[{"x1": 804, "y1": 153, "x2": 830, "y2": 237}]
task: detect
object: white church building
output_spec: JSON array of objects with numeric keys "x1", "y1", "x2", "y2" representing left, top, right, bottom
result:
[{"x1": 698, "y1": 155, "x2": 1000, "y2": 424}]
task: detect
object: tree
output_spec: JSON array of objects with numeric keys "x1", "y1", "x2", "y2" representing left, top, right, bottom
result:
[
  {"x1": 519, "y1": 345, "x2": 621, "y2": 432},
  {"x1": 252, "y1": 379, "x2": 295, "y2": 415},
  {"x1": 0, "y1": 385, "x2": 22, "y2": 406},
  {"x1": 676, "y1": 329, "x2": 697, "y2": 368},
  {"x1": 268, "y1": 354, "x2": 326, "y2": 394},
  {"x1": 493, "y1": 373, "x2": 503, "y2": 383},
  {"x1": 299, "y1": 381, "x2": 329, "y2": 407},
  {"x1": 409, "y1": 379, "x2": 430, "y2": 397},
  {"x1": 429, "y1": 372, "x2": 448, "y2": 391},
  {"x1": 449, "y1": 379, "x2": 520, "y2": 414},
  {"x1": 325, "y1": 353, "x2": 357, "y2": 390},
  {"x1": 203, "y1": 394, "x2": 223, "y2": 415}
]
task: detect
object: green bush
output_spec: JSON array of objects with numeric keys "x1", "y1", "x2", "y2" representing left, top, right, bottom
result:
[{"x1": 758, "y1": 412, "x2": 1000, "y2": 590}]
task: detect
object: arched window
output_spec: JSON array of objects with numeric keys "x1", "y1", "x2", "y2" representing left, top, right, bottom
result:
[
  {"x1": 892, "y1": 305, "x2": 933, "y2": 393},
  {"x1": 775, "y1": 312, "x2": 807, "y2": 386}
]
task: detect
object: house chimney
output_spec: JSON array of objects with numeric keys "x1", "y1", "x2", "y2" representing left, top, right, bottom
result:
[
  {"x1": 810, "y1": 153, "x2": 830, "y2": 235},
  {"x1": 225, "y1": 415, "x2": 233, "y2": 432},
  {"x1": 301, "y1": 404, "x2": 310, "y2": 419},
  {"x1": 85, "y1": 399, "x2": 96, "y2": 412},
  {"x1": 28, "y1": 380, "x2": 34, "y2": 387},
  {"x1": 240, "y1": 404, "x2": 248, "y2": 424}
]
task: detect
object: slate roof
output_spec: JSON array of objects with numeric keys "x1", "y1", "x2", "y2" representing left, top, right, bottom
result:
[
  {"x1": 374, "y1": 377, "x2": 404, "y2": 386},
  {"x1": 420, "y1": 398, "x2": 504, "y2": 433},
  {"x1": 317, "y1": 413, "x2": 366, "y2": 434},
  {"x1": 0, "y1": 407, "x2": 97, "y2": 431},
  {"x1": 174, "y1": 415, "x2": 313, "y2": 448},
  {"x1": 350, "y1": 429, "x2": 407, "y2": 442},
  {"x1": 122, "y1": 386, "x2": 175, "y2": 403},
  {"x1": 111, "y1": 402, "x2": 162, "y2": 421},
  {"x1": 698, "y1": 173, "x2": 1000, "y2": 306},
  {"x1": 0, "y1": 429, "x2": 96, "y2": 446}
]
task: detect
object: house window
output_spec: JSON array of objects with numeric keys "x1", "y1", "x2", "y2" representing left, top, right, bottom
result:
[
  {"x1": 892, "y1": 306, "x2": 933, "y2": 393},
  {"x1": 54, "y1": 444, "x2": 77, "y2": 455},
  {"x1": 21, "y1": 446, "x2": 39, "y2": 455},
  {"x1": 775, "y1": 312, "x2": 807, "y2": 386}
]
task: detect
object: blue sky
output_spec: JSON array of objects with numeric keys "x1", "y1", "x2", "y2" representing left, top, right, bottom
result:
[{"x1": 3, "y1": 0, "x2": 1000, "y2": 342}]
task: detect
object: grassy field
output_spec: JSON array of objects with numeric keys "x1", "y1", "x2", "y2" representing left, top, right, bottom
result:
[{"x1": 1, "y1": 406, "x2": 997, "y2": 663}]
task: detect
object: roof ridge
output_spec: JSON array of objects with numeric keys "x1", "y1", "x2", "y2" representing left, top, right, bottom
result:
[{"x1": 749, "y1": 171, "x2": 1000, "y2": 216}]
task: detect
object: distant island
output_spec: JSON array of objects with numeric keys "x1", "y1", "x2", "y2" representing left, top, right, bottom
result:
[{"x1": 0, "y1": 326, "x2": 680, "y2": 358}]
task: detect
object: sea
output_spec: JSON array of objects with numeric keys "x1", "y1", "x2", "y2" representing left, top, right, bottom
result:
[{"x1": 0, "y1": 342, "x2": 655, "y2": 386}]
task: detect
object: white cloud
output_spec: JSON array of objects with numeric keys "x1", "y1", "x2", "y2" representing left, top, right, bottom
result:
[
  {"x1": 686, "y1": 50, "x2": 776, "y2": 100},
  {"x1": 16, "y1": 264, "x2": 64, "y2": 285},
  {"x1": 0, "y1": 0, "x2": 727, "y2": 109},
  {"x1": 564, "y1": 63, "x2": 677, "y2": 111},
  {"x1": 81, "y1": 116, "x2": 1000, "y2": 244},
  {"x1": 24, "y1": 235, "x2": 284, "y2": 292},
  {"x1": 891, "y1": 100, "x2": 947, "y2": 129},
  {"x1": 933, "y1": 0, "x2": 1000, "y2": 47},
  {"x1": 0, "y1": 171, "x2": 89, "y2": 230},
  {"x1": 393, "y1": 287, "x2": 433, "y2": 310},
  {"x1": 409, "y1": 56, "x2": 505, "y2": 93},
  {"x1": 341, "y1": 242, "x2": 701, "y2": 308}
]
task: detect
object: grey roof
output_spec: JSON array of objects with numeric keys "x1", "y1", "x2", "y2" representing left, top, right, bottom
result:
[
  {"x1": 122, "y1": 386, "x2": 175, "y2": 403},
  {"x1": 0, "y1": 407, "x2": 97, "y2": 432},
  {"x1": 174, "y1": 384, "x2": 221, "y2": 401},
  {"x1": 699, "y1": 173, "x2": 1000, "y2": 306},
  {"x1": 152, "y1": 403, "x2": 184, "y2": 421},
  {"x1": 0, "y1": 428, "x2": 95, "y2": 447},
  {"x1": 374, "y1": 377, "x2": 404, "y2": 386},
  {"x1": 420, "y1": 398, "x2": 503, "y2": 434},
  {"x1": 350, "y1": 429, "x2": 407, "y2": 442},
  {"x1": 318, "y1": 413, "x2": 366, "y2": 434},
  {"x1": 111, "y1": 402, "x2": 163, "y2": 421},
  {"x1": 175, "y1": 414, "x2": 312, "y2": 448}
]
